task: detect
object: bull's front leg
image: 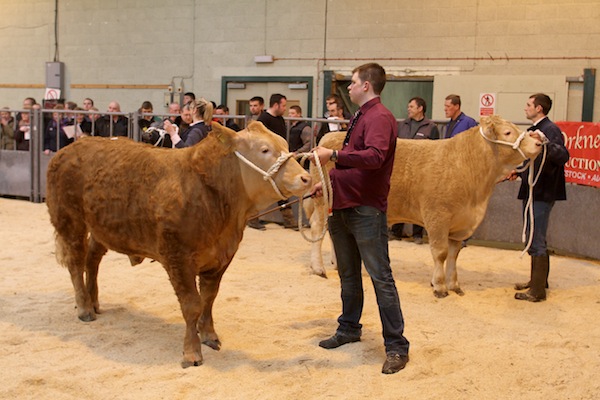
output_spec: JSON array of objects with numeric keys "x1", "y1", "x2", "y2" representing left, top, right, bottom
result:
[
  {"x1": 164, "y1": 262, "x2": 203, "y2": 368},
  {"x1": 197, "y1": 266, "x2": 228, "y2": 351},
  {"x1": 446, "y1": 239, "x2": 465, "y2": 296}
]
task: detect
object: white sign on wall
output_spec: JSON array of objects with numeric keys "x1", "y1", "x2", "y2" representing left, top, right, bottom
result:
[{"x1": 479, "y1": 92, "x2": 496, "y2": 116}]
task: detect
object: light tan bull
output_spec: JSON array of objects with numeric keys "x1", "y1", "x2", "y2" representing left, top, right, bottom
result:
[{"x1": 304, "y1": 115, "x2": 543, "y2": 297}]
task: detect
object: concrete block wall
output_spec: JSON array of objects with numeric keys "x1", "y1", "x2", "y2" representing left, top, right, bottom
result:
[{"x1": 0, "y1": 0, "x2": 598, "y2": 120}]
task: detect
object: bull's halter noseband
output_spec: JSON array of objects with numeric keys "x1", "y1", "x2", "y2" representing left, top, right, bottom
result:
[
  {"x1": 478, "y1": 126, "x2": 531, "y2": 160},
  {"x1": 234, "y1": 150, "x2": 296, "y2": 200}
]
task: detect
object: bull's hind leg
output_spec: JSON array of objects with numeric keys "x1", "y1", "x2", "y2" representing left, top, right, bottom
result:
[
  {"x1": 446, "y1": 239, "x2": 465, "y2": 296},
  {"x1": 85, "y1": 235, "x2": 108, "y2": 314},
  {"x1": 197, "y1": 266, "x2": 228, "y2": 351},
  {"x1": 55, "y1": 226, "x2": 96, "y2": 321}
]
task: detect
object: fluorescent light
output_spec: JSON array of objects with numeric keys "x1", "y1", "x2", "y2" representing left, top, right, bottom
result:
[
  {"x1": 288, "y1": 83, "x2": 308, "y2": 90},
  {"x1": 254, "y1": 55, "x2": 274, "y2": 63},
  {"x1": 227, "y1": 82, "x2": 246, "y2": 89}
]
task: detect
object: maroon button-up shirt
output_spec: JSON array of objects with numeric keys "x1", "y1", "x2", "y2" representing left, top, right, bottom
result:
[{"x1": 330, "y1": 97, "x2": 397, "y2": 213}]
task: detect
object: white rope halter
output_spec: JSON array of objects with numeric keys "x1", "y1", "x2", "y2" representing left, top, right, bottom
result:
[
  {"x1": 144, "y1": 125, "x2": 178, "y2": 147},
  {"x1": 479, "y1": 126, "x2": 550, "y2": 256},
  {"x1": 479, "y1": 126, "x2": 529, "y2": 160},
  {"x1": 234, "y1": 150, "x2": 296, "y2": 200}
]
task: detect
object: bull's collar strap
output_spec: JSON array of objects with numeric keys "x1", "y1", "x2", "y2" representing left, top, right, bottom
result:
[
  {"x1": 478, "y1": 126, "x2": 530, "y2": 160},
  {"x1": 234, "y1": 150, "x2": 295, "y2": 200}
]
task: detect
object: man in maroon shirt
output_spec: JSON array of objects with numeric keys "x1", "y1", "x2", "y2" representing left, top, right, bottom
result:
[{"x1": 310, "y1": 63, "x2": 410, "y2": 375}]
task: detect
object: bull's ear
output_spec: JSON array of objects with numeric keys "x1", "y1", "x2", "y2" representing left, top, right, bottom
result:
[
  {"x1": 479, "y1": 116, "x2": 494, "y2": 139},
  {"x1": 211, "y1": 121, "x2": 239, "y2": 151}
]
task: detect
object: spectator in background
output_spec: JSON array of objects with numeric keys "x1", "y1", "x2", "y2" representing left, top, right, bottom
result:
[
  {"x1": 15, "y1": 105, "x2": 35, "y2": 151},
  {"x1": 390, "y1": 97, "x2": 440, "y2": 244},
  {"x1": 316, "y1": 94, "x2": 349, "y2": 144},
  {"x1": 17, "y1": 97, "x2": 37, "y2": 124},
  {"x1": 183, "y1": 92, "x2": 196, "y2": 106},
  {"x1": 94, "y1": 101, "x2": 129, "y2": 137},
  {"x1": 138, "y1": 100, "x2": 161, "y2": 134},
  {"x1": 44, "y1": 104, "x2": 73, "y2": 154},
  {"x1": 82, "y1": 98, "x2": 94, "y2": 111},
  {"x1": 257, "y1": 93, "x2": 287, "y2": 140},
  {"x1": 442, "y1": 94, "x2": 477, "y2": 138},
  {"x1": 287, "y1": 105, "x2": 312, "y2": 154},
  {"x1": 257, "y1": 93, "x2": 296, "y2": 229},
  {"x1": 215, "y1": 104, "x2": 241, "y2": 131},
  {"x1": 164, "y1": 98, "x2": 212, "y2": 148},
  {"x1": 1, "y1": 107, "x2": 16, "y2": 150},
  {"x1": 73, "y1": 107, "x2": 90, "y2": 137},
  {"x1": 249, "y1": 96, "x2": 264, "y2": 121}
]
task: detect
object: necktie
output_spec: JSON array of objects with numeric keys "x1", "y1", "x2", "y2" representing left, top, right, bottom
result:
[{"x1": 343, "y1": 109, "x2": 362, "y2": 146}]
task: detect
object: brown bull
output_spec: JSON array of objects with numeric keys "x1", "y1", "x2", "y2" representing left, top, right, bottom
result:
[
  {"x1": 46, "y1": 121, "x2": 311, "y2": 367},
  {"x1": 304, "y1": 115, "x2": 543, "y2": 297}
]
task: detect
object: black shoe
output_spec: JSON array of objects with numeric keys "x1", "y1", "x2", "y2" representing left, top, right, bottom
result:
[
  {"x1": 514, "y1": 291, "x2": 546, "y2": 302},
  {"x1": 382, "y1": 352, "x2": 409, "y2": 374},
  {"x1": 318, "y1": 333, "x2": 360, "y2": 349},
  {"x1": 247, "y1": 219, "x2": 266, "y2": 231},
  {"x1": 388, "y1": 232, "x2": 402, "y2": 241}
]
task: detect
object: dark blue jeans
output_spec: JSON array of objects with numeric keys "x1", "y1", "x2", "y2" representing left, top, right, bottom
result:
[
  {"x1": 328, "y1": 206, "x2": 410, "y2": 355},
  {"x1": 523, "y1": 200, "x2": 555, "y2": 256}
]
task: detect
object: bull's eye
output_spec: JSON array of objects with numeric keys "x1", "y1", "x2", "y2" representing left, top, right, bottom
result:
[{"x1": 261, "y1": 147, "x2": 269, "y2": 154}]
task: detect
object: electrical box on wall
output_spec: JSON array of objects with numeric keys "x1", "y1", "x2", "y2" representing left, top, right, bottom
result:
[{"x1": 45, "y1": 62, "x2": 64, "y2": 92}]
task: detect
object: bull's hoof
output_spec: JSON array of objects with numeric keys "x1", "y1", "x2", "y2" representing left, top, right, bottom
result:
[
  {"x1": 202, "y1": 339, "x2": 221, "y2": 351},
  {"x1": 433, "y1": 290, "x2": 448, "y2": 298},
  {"x1": 78, "y1": 311, "x2": 96, "y2": 322},
  {"x1": 452, "y1": 288, "x2": 465, "y2": 296},
  {"x1": 315, "y1": 271, "x2": 328, "y2": 279},
  {"x1": 181, "y1": 359, "x2": 203, "y2": 368}
]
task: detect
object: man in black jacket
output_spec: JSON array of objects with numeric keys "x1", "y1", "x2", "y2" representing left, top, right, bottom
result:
[{"x1": 508, "y1": 93, "x2": 570, "y2": 302}]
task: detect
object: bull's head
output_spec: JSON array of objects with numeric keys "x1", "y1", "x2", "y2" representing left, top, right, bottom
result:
[
  {"x1": 479, "y1": 115, "x2": 544, "y2": 161},
  {"x1": 232, "y1": 121, "x2": 312, "y2": 208}
]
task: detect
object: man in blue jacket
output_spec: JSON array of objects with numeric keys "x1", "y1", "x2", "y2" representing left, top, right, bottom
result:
[{"x1": 442, "y1": 94, "x2": 477, "y2": 138}]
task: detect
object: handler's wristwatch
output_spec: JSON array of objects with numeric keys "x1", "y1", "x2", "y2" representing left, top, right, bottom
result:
[{"x1": 330, "y1": 150, "x2": 338, "y2": 162}]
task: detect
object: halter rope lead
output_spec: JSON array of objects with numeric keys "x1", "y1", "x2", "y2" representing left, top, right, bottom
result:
[{"x1": 479, "y1": 127, "x2": 549, "y2": 256}]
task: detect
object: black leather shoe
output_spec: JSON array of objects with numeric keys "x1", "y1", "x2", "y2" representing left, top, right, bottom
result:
[
  {"x1": 247, "y1": 219, "x2": 266, "y2": 231},
  {"x1": 514, "y1": 291, "x2": 546, "y2": 302},
  {"x1": 318, "y1": 333, "x2": 360, "y2": 349},
  {"x1": 382, "y1": 352, "x2": 409, "y2": 374}
]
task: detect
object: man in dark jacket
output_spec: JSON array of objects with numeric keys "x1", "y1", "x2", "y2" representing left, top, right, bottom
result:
[
  {"x1": 94, "y1": 101, "x2": 129, "y2": 137},
  {"x1": 508, "y1": 93, "x2": 570, "y2": 302},
  {"x1": 390, "y1": 97, "x2": 439, "y2": 244}
]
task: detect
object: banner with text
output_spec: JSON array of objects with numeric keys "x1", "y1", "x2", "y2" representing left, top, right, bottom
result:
[{"x1": 557, "y1": 121, "x2": 600, "y2": 188}]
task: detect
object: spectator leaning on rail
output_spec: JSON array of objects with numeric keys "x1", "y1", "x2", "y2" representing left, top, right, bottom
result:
[
  {"x1": 94, "y1": 101, "x2": 129, "y2": 137},
  {"x1": 164, "y1": 98, "x2": 212, "y2": 148},
  {"x1": 442, "y1": 94, "x2": 477, "y2": 138},
  {"x1": 389, "y1": 96, "x2": 440, "y2": 244},
  {"x1": 1, "y1": 107, "x2": 16, "y2": 150},
  {"x1": 507, "y1": 93, "x2": 570, "y2": 303},
  {"x1": 44, "y1": 104, "x2": 73, "y2": 154}
]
